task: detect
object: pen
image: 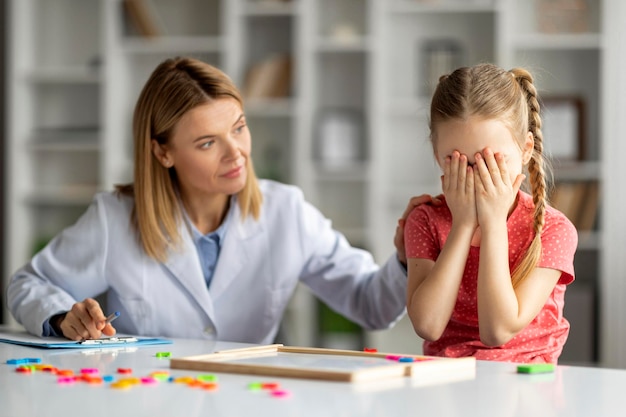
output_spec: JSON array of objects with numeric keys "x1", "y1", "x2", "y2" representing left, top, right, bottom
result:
[
  {"x1": 78, "y1": 311, "x2": 121, "y2": 343},
  {"x1": 105, "y1": 311, "x2": 121, "y2": 325}
]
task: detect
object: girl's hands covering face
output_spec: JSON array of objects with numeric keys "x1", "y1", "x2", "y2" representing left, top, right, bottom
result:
[
  {"x1": 472, "y1": 147, "x2": 525, "y2": 226},
  {"x1": 441, "y1": 150, "x2": 478, "y2": 231}
]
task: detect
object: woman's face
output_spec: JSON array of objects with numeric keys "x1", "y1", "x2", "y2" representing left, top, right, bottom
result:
[
  {"x1": 434, "y1": 116, "x2": 533, "y2": 183},
  {"x1": 155, "y1": 98, "x2": 251, "y2": 200}
]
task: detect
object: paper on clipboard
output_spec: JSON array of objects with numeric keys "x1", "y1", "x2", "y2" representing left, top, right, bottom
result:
[{"x1": 0, "y1": 330, "x2": 172, "y2": 349}]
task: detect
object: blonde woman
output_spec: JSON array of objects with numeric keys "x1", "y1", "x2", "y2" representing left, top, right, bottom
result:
[{"x1": 8, "y1": 57, "x2": 433, "y2": 343}]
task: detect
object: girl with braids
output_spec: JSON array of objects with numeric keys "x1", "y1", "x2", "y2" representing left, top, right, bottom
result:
[{"x1": 404, "y1": 63, "x2": 577, "y2": 363}]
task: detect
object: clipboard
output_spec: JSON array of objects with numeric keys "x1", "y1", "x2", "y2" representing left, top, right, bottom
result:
[{"x1": 0, "y1": 330, "x2": 172, "y2": 349}]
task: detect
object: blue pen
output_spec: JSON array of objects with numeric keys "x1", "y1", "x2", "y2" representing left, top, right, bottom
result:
[{"x1": 105, "y1": 311, "x2": 121, "y2": 325}]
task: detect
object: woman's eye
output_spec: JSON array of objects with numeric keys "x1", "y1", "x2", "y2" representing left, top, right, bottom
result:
[
  {"x1": 235, "y1": 124, "x2": 246, "y2": 134},
  {"x1": 200, "y1": 140, "x2": 215, "y2": 149}
]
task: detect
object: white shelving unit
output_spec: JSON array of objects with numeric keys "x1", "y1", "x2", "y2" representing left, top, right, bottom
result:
[
  {"x1": 6, "y1": 0, "x2": 626, "y2": 367},
  {"x1": 5, "y1": 0, "x2": 104, "y2": 330}
]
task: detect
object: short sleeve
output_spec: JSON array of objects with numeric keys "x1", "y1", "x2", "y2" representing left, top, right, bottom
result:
[
  {"x1": 404, "y1": 205, "x2": 440, "y2": 261},
  {"x1": 539, "y1": 210, "x2": 578, "y2": 285}
]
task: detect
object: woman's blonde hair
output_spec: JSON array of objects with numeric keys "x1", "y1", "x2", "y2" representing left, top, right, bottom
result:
[
  {"x1": 429, "y1": 63, "x2": 549, "y2": 288},
  {"x1": 117, "y1": 57, "x2": 262, "y2": 262}
]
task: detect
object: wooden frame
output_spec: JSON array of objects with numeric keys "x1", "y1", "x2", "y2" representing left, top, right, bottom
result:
[
  {"x1": 541, "y1": 96, "x2": 586, "y2": 161},
  {"x1": 170, "y1": 344, "x2": 476, "y2": 383}
]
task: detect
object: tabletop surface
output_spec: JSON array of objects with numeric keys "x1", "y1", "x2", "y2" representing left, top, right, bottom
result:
[{"x1": 1, "y1": 331, "x2": 626, "y2": 417}]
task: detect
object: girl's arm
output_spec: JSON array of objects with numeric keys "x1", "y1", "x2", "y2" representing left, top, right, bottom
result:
[
  {"x1": 473, "y1": 148, "x2": 559, "y2": 346},
  {"x1": 478, "y1": 236, "x2": 561, "y2": 346},
  {"x1": 407, "y1": 222, "x2": 474, "y2": 341},
  {"x1": 406, "y1": 151, "x2": 477, "y2": 341}
]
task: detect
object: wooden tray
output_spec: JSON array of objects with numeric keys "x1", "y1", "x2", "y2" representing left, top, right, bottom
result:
[{"x1": 170, "y1": 344, "x2": 476, "y2": 383}]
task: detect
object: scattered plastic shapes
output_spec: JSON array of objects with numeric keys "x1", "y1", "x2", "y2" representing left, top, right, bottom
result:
[
  {"x1": 110, "y1": 381, "x2": 133, "y2": 390},
  {"x1": 270, "y1": 389, "x2": 291, "y2": 398},
  {"x1": 197, "y1": 374, "x2": 217, "y2": 382},
  {"x1": 150, "y1": 371, "x2": 170, "y2": 381},
  {"x1": 261, "y1": 382, "x2": 280, "y2": 390},
  {"x1": 57, "y1": 376, "x2": 76, "y2": 384},
  {"x1": 201, "y1": 382, "x2": 218, "y2": 391},
  {"x1": 140, "y1": 376, "x2": 158, "y2": 385},
  {"x1": 56, "y1": 369, "x2": 74, "y2": 377},
  {"x1": 517, "y1": 363, "x2": 555, "y2": 374},
  {"x1": 248, "y1": 382, "x2": 263, "y2": 391}
]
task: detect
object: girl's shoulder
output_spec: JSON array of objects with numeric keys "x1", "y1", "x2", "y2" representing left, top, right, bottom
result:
[
  {"x1": 407, "y1": 195, "x2": 451, "y2": 226},
  {"x1": 518, "y1": 191, "x2": 575, "y2": 229}
]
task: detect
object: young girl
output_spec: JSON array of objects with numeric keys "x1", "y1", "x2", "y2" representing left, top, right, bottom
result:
[{"x1": 404, "y1": 63, "x2": 578, "y2": 363}]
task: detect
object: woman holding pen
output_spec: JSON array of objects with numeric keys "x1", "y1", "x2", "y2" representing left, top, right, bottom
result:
[{"x1": 7, "y1": 57, "x2": 435, "y2": 342}]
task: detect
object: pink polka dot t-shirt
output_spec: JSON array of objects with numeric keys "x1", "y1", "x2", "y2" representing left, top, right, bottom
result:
[{"x1": 405, "y1": 191, "x2": 577, "y2": 363}]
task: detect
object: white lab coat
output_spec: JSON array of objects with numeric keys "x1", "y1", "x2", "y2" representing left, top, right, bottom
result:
[{"x1": 7, "y1": 180, "x2": 407, "y2": 344}]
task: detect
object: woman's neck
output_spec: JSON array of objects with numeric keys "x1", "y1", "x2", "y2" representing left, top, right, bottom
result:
[{"x1": 181, "y1": 192, "x2": 230, "y2": 234}]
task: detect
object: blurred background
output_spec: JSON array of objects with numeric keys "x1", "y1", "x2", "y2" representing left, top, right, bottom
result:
[{"x1": 2, "y1": 0, "x2": 626, "y2": 368}]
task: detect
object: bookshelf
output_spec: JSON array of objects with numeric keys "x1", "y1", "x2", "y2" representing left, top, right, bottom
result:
[
  {"x1": 6, "y1": 0, "x2": 626, "y2": 368},
  {"x1": 5, "y1": 0, "x2": 104, "y2": 317}
]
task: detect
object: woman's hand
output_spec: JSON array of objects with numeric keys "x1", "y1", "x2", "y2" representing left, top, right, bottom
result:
[
  {"x1": 442, "y1": 151, "x2": 478, "y2": 231},
  {"x1": 473, "y1": 148, "x2": 524, "y2": 227},
  {"x1": 54, "y1": 298, "x2": 117, "y2": 341},
  {"x1": 395, "y1": 194, "x2": 442, "y2": 265}
]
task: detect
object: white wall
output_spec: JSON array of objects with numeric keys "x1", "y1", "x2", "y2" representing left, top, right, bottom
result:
[{"x1": 600, "y1": 0, "x2": 626, "y2": 369}]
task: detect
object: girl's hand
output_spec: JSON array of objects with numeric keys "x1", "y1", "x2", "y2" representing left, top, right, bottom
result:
[
  {"x1": 55, "y1": 298, "x2": 117, "y2": 341},
  {"x1": 473, "y1": 148, "x2": 525, "y2": 227},
  {"x1": 442, "y1": 151, "x2": 478, "y2": 230}
]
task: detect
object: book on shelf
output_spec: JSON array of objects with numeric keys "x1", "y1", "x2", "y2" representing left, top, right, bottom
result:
[
  {"x1": 122, "y1": 0, "x2": 163, "y2": 38},
  {"x1": 243, "y1": 54, "x2": 292, "y2": 99},
  {"x1": 576, "y1": 182, "x2": 600, "y2": 232},
  {"x1": 550, "y1": 181, "x2": 599, "y2": 232},
  {"x1": 30, "y1": 127, "x2": 100, "y2": 144}
]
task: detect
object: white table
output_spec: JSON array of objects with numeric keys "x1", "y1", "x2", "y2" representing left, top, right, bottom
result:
[{"x1": 1, "y1": 333, "x2": 625, "y2": 417}]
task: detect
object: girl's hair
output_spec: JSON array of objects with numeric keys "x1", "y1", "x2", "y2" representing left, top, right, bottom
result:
[
  {"x1": 429, "y1": 63, "x2": 548, "y2": 288},
  {"x1": 116, "y1": 57, "x2": 263, "y2": 263}
]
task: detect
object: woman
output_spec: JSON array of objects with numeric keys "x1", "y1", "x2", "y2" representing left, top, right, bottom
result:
[{"x1": 7, "y1": 57, "x2": 433, "y2": 343}]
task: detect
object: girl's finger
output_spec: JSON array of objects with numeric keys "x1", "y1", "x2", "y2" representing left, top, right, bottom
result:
[
  {"x1": 458, "y1": 153, "x2": 468, "y2": 192},
  {"x1": 474, "y1": 152, "x2": 492, "y2": 191},
  {"x1": 472, "y1": 166, "x2": 484, "y2": 193},
  {"x1": 512, "y1": 174, "x2": 526, "y2": 193},
  {"x1": 449, "y1": 152, "x2": 460, "y2": 190},
  {"x1": 465, "y1": 165, "x2": 475, "y2": 195},
  {"x1": 482, "y1": 148, "x2": 502, "y2": 186},
  {"x1": 442, "y1": 157, "x2": 451, "y2": 191},
  {"x1": 494, "y1": 151, "x2": 511, "y2": 185}
]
